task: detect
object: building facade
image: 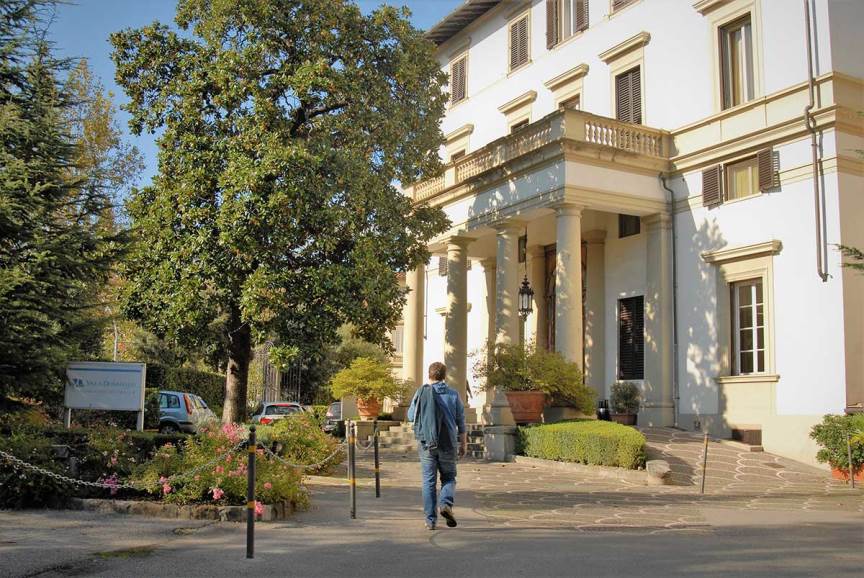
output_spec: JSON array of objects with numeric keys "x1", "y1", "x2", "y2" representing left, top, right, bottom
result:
[{"x1": 397, "y1": 0, "x2": 863, "y2": 466}]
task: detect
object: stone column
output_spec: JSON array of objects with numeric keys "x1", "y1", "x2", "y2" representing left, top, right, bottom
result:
[
  {"x1": 444, "y1": 237, "x2": 471, "y2": 406},
  {"x1": 476, "y1": 258, "x2": 497, "y2": 411},
  {"x1": 644, "y1": 213, "x2": 675, "y2": 426},
  {"x1": 393, "y1": 266, "x2": 425, "y2": 421},
  {"x1": 584, "y1": 230, "x2": 606, "y2": 399},
  {"x1": 481, "y1": 222, "x2": 519, "y2": 429},
  {"x1": 527, "y1": 245, "x2": 547, "y2": 350},
  {"x1": 555, "y1": 204, "x2": 584, "y2": 368}
]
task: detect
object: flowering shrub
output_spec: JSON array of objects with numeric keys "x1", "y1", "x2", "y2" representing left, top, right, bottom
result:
[
  {"x1": 258, "y1": 413, "x2": 344, "y2": 475},
  {"x1": 133, "y1": 422, "x2": 308, "y2": 508}
]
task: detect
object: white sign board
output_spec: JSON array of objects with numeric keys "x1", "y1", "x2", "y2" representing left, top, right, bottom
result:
[{"x1": 65, "y1": 362, "x2": 146, "y2": 411}]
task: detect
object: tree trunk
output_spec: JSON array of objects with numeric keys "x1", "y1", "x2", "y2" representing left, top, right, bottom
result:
[{"x1": 222, "y1": 315, "x2": 252, "y2": 424}]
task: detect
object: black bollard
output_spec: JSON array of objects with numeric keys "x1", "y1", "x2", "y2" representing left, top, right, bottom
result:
[
  {"x1": 374, "y1": 419, "x2": 381, "y2": 498},
  {"x1": 847, "y1": 433, "x2": 856, "y2": 489},
  {"x1": 246, "y1": 425, "x2": 256, "y2": 559},
  {"x1": 699, "y1": 431, "x2": 709, "y2": 495},
  {"x1": 348, "y1": 420, "x2": 356, "y2": 519}
]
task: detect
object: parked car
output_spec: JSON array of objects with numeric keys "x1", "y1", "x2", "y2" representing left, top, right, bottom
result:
[
  {"x1": 158, "y1": 390, "x2": 216, "y2": 434},
  {"x1": 250, "y1": 401, "x2": 305, "y2": 425},
  {"x1": 323, "y1": 401, "x2": 343, "y2": 436}
]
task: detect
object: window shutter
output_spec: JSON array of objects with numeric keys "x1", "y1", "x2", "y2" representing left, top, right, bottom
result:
[
  {"x1": 450, "y1": 57, "x2": 466, "y2": 103},
  {"x1": 702, "y1": 165, "x2": 722, "y2": 207},
  {"x1": 757, "y1": 148, "x2": 775, "y2": 191},
  {"x1": 438, "y1": 256, "x2": 448, "y2": 277},
  {"x1": 618, "y1": 296, "x2": 644, "y2": 380},
  {"x1": 615, "y1": 69, "x2": 641, "y2": 123},
  {"x1": 510, "y1": 16, "x2": 529, "y2": 69},
  {"x1": 613, "y1": 0, "x2": 633, "y2": 10},
  {"x1": 546, "y1": 0, "x2": 559, "y2": 49},
  {"x1": 631, "y1": 68, "x2": 642, "y2": 124},
  {"x1": 576, "y1": 0, "x2": 589, "y2": 32}
]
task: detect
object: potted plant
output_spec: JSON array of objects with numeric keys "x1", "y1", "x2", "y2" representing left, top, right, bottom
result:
[
  {"x1": 610, "y1": 381, "x2": 641, "y2": 426},
  {"x1": 329, "y1": 357, "x2": 405, "y2": 420},
  {"x1": 473, "y1": 343, "x2": 594, "y2": 423},
  {"x1": 809, "y1": 413, "x2": 864, "y2": 481}
]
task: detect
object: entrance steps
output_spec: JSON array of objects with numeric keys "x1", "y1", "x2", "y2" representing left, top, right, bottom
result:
[{"x1": 375, "y1": 423, "x2": 489, "y2": 458}]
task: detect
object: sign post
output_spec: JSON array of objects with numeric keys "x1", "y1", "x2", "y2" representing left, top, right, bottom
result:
[{"x1": 64, "y1": 362, "x2": 147, "y2": 431}]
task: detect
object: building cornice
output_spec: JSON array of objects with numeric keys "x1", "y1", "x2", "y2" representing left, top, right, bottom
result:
[
  {"x1": 692, "y1": 0, "x2": 734, "y2": 16},
  {"x1": 498, "y1": 90, "x2": 537, "y2": 115},
  {"x1": 598, "y1": 32, "x2": 651, "y2": 64},
  {"x1": 544, "y1": 64, "x2": 590, "y2": 92},
  {"x1": 701, "y1": 240, "x2": 782, "y2": 264},
  {"x1": 445, "y1": 124, "x2": 474, "y2": 143}
]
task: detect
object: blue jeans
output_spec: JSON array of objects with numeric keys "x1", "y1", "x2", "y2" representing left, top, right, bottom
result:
[{"x1": 419, "y1": 444, "x2": 457, "y2": 525}]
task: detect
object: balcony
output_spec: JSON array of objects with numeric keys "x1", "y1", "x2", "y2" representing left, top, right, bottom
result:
[{"x1": 408, "y1": 109, "x2": 672, "y2": 204}]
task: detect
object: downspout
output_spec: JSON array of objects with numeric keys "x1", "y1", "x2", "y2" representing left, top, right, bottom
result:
[
  {"x1": 804, "y1": 0, "x2": 829, "y2": 282},
  {"x1": 660, "y1": 174, "x2": 680, "y2": 428}
]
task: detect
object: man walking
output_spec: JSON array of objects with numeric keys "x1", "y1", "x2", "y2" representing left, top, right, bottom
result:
[{"x1": 407, "y1": 362, "x2": 467, "y2": 530}]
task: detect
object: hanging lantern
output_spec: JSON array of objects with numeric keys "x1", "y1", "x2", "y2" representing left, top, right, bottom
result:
[{"x1": 518, "y1": 275, "x2": 534, "y2": 319}]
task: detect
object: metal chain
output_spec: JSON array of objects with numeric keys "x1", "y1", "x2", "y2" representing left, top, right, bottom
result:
[
  {"x1": 0, "y1": 439, "x2": 246, "y2": 491},
  {"x1": 262, "y1": 443, "x2": 345, "y2": 471},
  {"x1": 354, "y1": 437, "x2": 375, "y2": 451}
]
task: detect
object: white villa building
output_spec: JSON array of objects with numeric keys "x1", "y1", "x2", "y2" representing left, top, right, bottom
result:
[{"x1": 393, "y1": 0, "x2": 863, "y2": 466}]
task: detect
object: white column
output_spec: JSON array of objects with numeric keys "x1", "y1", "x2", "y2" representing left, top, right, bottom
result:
[
  {"x1": 584, "y1": 230, "x2": 606, "y2": 399},
  {"x1": 495, "y1": 222, "x2": 522, "y2": 345},
  {"x1": 555, "y1": 204, "x2": 584, "y2": 368},
  {"x1": 394, "y1": 266, "x2": 425, "y2": 421},
  {"x1": 477, "y1": 257, "x2": 497, "y2": 411},
  {"x1": 644, "y1": 213, "x2": 674, "y2": 426},
  {"x1": 444, "y1": 237, "x2": 471, "y2": 405},
  {"x1": 527, "y1": 245, "x2": 547, "y2": 350}
]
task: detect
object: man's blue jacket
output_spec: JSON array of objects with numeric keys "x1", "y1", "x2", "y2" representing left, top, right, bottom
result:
[{"x1": 407, "y1": 381, "x2": 466, "y2": 450}]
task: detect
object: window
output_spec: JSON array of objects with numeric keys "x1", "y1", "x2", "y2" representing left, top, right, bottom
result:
[
  {"x1": 618, "y1": 214, "x2": 641, "y2": 238},
  {"x1": 615, "y1": 66, "x2": 641, "y2": 124},
  {"x1": 558, "y1": 94, "x2": 580, "y2": 110},
  {"x1": 450, "y1": 149, "x2": 466, "y2": 162},
  {"x1": 732, "y1": 279, "x2": 765, "y2": 374},
  {"x1": 612, "y1": 0, "x2": 637, "y2": 12},
  {"x1": 510, "y1": 119, "x2": 529, "y2": 133},
  {"x1": 546, "y1": 0, "x2": 588, "y2": 48},
  {"x1": 160, "y1": 394, "x2": 180, "y2": 409},
  {"x1": 618, "y1": 296, "x2": 644, "y2": 380},
  {"x1": 450, "y1": 56, "x2": 467, "y2": 104},
  {"x1": 509, "y1": 14, "x2": 529, "y2": 70},
  {"x1": 438, "y1": 255, "x2": 448, "y2": 277},
  {"x1": 391, "y1": 325, "x2": 404, "y2": 355},
  {"x1": 725, "y1": 156, "x2": 758, "y2": 200},
  {"x1": 720, "y1": 15, "x2": 754, "y2": 109}
]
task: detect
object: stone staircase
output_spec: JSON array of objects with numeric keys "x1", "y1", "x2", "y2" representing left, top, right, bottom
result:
[{"x1": 375, "y1": 423, "x2": 488, "y2": 458}]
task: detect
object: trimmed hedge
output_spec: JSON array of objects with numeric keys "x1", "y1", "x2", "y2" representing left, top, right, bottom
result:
[
  {"x1": 145, "y1": 364, "x2": 224, "y2": 412},
  {"x1": 517, "y1": 419, "x2": 647, "y2": 470}
]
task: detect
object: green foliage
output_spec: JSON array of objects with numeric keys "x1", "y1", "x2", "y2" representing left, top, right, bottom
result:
[
  {"x1": 257, "y1": 413, "x2": 343, "y2": 475},
  {"x1": 610, "y1": 381, "x2": 641, "y2": 414},
  {"x1": 473, "y1": 343, "x2": 594, "y2": 413},
  {"x1": 0, "y1": 1, "x2": 128, "y2": 399},
  {"x1": 133, "y1": 422, "x2": 307, "y2": 507},
  {"x1": 517, "y1": 419, "x2": 647, "y2": 470},
  {"x1": 809, "y1": 413, "x2": 864, "y2": 472},
  {"x1": 109, "y1": 0, "x2": 450, "y2": 421},
  {"x1": 837, "y1": 245, "x2": 864, "y2": 274},
  {"x1": 0, "y1": 430, "x2": 69, "y2": 508},
  {"x1": 329, "y1": 357, "x2": 405, "y2": 402}
]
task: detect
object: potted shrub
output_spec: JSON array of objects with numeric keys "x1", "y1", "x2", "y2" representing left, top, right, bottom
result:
[
  {"x1": 473, "y1": 343, "x2": 594, "y2": 423},
  {"x1": 809, "y1": 413, "x2": 864, "y2": 481},
  {"x1": 610, "y1": 381, "x2": 641, "y2": 426},
  {"x1": 329, "y1": 357, "x2": 405, "y2": 420}
]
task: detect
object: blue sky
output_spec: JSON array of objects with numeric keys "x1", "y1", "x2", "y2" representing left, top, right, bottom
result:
[{"x1": 49, "y1": 0, "x2": 462, "y2": 188}]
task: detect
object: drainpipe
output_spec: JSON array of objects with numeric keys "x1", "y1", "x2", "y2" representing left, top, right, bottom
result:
[
  {"x1": 804, "y1": 0, "x2": 829, "y2": 282},
  {"x1": 660, "y1": 174, "x2": 680, "y2": 428}
]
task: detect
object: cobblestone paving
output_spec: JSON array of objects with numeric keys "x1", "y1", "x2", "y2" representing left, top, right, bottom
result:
[{"x1": 327, "y1": 427, "x2": 863, "y2": 534}]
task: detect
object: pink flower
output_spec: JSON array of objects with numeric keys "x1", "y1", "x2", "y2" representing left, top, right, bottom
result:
[
  {"x1": 211, "y1": 487, "x2": 225, "y2": 500},
  {"x1": 225, "y1": 454, "x2": 233, "y2": 463},
  {"x1": 263, "y1": 482, "x2": 272, "y2": 490},
  {"x1": 255, "y1": 501, "x2": 264, "y2": 517},
  {"x1": 215, "y1": 465, "x2": 224, "y2": 475},
  {"x1": 162, "y1": 483, "x2": 172, "y2": 495}
]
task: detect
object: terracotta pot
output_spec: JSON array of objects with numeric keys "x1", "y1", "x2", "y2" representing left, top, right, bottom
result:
[
  {"x1": 610, "y1": 413, "x2": 638, "y2": 426},
  {"x1": 505, "y1": 391, "x2": 546, "y2": 423},
  {"x1": 355, "y1": 397, "x2": 381, "y2": 420},
  {"x1": 831, "y1": 466, "x2": 863, "y2": 482}
]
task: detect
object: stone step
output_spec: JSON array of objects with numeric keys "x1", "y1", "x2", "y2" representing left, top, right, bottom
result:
[{"x1": 381, "y1": 443, "x2": 417, "y2": 452}]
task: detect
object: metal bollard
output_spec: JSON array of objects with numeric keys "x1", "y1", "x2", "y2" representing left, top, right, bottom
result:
[
  {"x1": 246, "y1": 426, "x2": 256, "y2": 559},
  {"x1": 699, "y1": 431, "x2": 709, "y2": 495},
  {"x1": 373, "y1": 419, "x2": 381, "y2": 498},
  {"x1": 348, "y1": 420, "x2": 356, "y2": 519},
  {"x1": 847, "y1": 433, "x2": 856, "y2": 489}
]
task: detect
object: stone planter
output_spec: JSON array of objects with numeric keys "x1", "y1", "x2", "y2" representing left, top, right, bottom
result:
[
  {"x1": 505, "y1": 391, "x2": 546, "y2": 423},
  {"x1": 610, "y1": 413, "x2": 638, "y2": 426},
  {"x1": 831, "y1": 466, "x2": 863, "y2": 482},
  {"x1": 355, "y1": 397, "x2": 381, "y2": 420}
]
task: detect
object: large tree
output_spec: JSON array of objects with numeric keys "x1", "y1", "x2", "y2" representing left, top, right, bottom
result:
[
  {"x1": 0, "y1": 0, "x2": 124, "y2": 399},
  {"x1": 111, "y1": 0, "x2": 449, "y2": 422}
]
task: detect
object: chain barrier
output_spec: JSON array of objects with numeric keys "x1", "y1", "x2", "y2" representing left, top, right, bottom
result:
[{"x1": 261, "y1": 443, "x2": 346, "y2": 471}]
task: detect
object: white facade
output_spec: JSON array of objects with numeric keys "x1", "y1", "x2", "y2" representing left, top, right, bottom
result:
[{"x1": 398, "y1": 0, "x2": 864, "y2": 466}]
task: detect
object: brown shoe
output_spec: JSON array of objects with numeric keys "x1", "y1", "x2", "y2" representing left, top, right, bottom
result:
[{"x1": 440, "y1": 505, "x2": 457, "y2": 528}]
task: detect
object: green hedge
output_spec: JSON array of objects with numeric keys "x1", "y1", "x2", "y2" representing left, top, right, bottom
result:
[
  {"x1": 145, "y1": 364, "x2": 224, "y2": 412},
  {"x1": 517, "y1": 419, "x2": 647, "y2": 470}
]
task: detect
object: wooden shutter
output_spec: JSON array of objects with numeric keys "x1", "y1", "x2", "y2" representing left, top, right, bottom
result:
[
  {"x1": 615, "y1": 67, "x2": 640, "y2": 124},
  {"x1": 702, "y1": 165, "x2": 722, "y2": 207},
  {"x1": 438, "y1": 255, "x2": 448, "y2": 277},
  {"x1": 546, "y1": 0, "x2": 559, "y2": 49},
  {"x1": 618, "y1": 296, "x2": 644, "y2": 380},
  {"x1": 450, "y1": 57, "x2": 466, "y2": 103},
  {"x1": 575, "y1": 0, "x2": 589, "y2": 32},
  {"x1": 510, "y1": 16, "x2": 529, "y2": 69},
  {"x1": 613, "y1": 0, "x2": 634, "y2": 10},
  {"x1": 757, "y1": 148, "x2": 775, "y2": 191}
]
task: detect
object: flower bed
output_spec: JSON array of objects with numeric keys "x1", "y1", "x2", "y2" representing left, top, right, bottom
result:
[{"x1": 517, "y1": 419, "x2": 647, "y2": 470}]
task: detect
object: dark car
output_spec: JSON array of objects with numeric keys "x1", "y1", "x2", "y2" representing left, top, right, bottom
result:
[{"x1": 323, "y1": 401, "x2": 343, "y2": 436}]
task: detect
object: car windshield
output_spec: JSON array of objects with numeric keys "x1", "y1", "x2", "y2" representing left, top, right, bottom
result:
[
  {"x1": 265, "y1": 405, "x2": 301, "y2": 416},
  {"x1": 327, "y1": 403, "x2": 341, "y2": 419}
]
